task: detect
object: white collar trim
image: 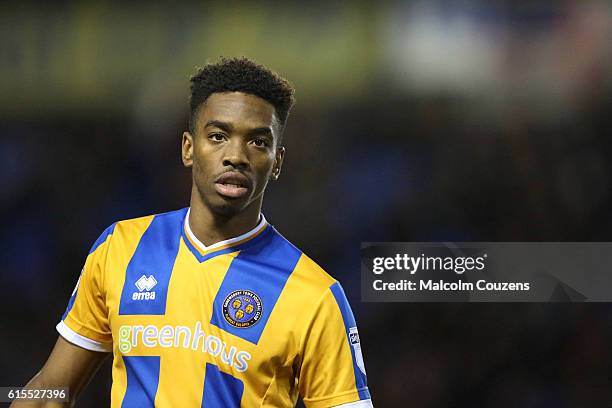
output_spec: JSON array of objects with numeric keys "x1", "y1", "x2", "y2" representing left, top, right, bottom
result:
[{"x1": 184, "y1": 208, "x2": 267, "y2": 253}]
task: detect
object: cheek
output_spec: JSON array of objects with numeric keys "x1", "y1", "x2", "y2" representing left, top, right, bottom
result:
[
  {"x1": 192, "y1": 155, "x2": 202, "y2": 174},
  {"x1": 256, "y1": 158, "x2": 275, "y2": 178},
  {"x1": 255, "y1": 169, "x2": 274, "y2": 192},
  {"x1": 192, "y1": 147, "x2": 214, "y2": 172},
  {"x1": 191, "y1": 155, "x2": 213, "y2": 185}
]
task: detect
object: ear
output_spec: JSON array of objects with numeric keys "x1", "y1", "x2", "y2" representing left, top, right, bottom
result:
[
  {"x1": 182, "y1": 131, "x2": 193, "y2": 167},
  {"x1": 270, "y1": 146, "x2": 285, "y2": 181}
]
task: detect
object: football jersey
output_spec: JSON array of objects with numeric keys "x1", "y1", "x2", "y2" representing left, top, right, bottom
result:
[{"x1": 57, "y1": 208, "x2": 372, "y2": 407}]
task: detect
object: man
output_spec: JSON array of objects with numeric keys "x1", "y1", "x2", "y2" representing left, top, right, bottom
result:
[{"x1": 14, "y1": 57, "x2": 372, "y2": 407}]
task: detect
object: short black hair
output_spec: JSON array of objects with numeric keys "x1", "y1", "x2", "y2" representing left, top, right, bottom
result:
[{"x1": 189, "y1": 57, "x2": 295, "y2": 136}]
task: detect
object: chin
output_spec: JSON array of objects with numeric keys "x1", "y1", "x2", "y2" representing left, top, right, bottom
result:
[
  {"x1": 212, "y1": 204, "x2": 241, "y2": 218},
  {"x1": 196, "y1": 185, "x2": 248, "y2": 218},
  {"x1": 209, "y1": 197, "x2": 249, "y2": 218}
]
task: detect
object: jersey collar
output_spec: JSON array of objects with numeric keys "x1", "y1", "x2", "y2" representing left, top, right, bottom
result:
[{"x1": 182, "y1": 208, "x2": 269, "y2": 262}]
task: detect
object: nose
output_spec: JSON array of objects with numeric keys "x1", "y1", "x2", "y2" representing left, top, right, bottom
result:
[{"x1": 222, "y1": 139, "x2": 249, "y2": 169}]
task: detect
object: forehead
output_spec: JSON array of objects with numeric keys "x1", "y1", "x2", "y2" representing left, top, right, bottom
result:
[{"x1": 197, "y1": 92, "x2": 277, "y2": 131}]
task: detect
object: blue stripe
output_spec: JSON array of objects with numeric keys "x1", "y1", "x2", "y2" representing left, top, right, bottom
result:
[
  {"x1": 181, "y1": 222, "x2": 270, "y2": 263},
  {"x1": 89, "y1": 222, "x2": 117, "y2": 254},
  {"x1": 122, "y1": 356, "x2": 160, "y2": 407},
  {"x1": 201, "y1": 363, "x2": 244, "y2": 407},
  {"x1": 210, "y1": 227, "x2": 301, "y2": 344},
  {"x1": 119, "y1": 209, "x2": 185, "y2": 315},
  {"x1": 62, "y1": 223, "x2": 116, "y2": 320},
  {"x1": 330, "y1": 282, "x2": 370, "y2": 400}
]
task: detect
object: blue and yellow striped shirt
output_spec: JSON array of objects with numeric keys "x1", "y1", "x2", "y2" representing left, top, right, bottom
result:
[{"x1": 57, "y1": 208, "x2": 372, "y2": 407}]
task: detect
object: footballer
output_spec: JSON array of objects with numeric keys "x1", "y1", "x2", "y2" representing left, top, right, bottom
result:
[{"x1": 13, "y1": 58, "x2": 372, "y2": 407}]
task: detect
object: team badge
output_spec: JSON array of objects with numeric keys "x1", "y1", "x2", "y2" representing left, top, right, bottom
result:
[{"x1": 222, "y1": 290, "x2": 263, "y2": 328}]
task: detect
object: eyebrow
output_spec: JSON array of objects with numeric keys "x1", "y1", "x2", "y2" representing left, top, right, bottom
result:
[
  {"x1": 248, "y1": 127, "x2": 274, "y2": 138},
  {"x1": 205, "y1": 120, "x2": 233, "y2": 133},
  {"x1": 205, "y1": 120, "x2": 273, "y2": 137}
]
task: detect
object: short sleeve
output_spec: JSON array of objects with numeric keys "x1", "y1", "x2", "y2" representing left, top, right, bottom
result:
[
  {"x1": 56, "y1": 223, "x2": 116, "y2": 352},
  {"x1": 299, "y1": 282, "x2": 372, "y2": 408}
]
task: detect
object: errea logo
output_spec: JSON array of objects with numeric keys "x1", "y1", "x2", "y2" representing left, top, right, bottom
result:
[{"x1": 132, "y1": 275, "x2": 157, "y2": 301}]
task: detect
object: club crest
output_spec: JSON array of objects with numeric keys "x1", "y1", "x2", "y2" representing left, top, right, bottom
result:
[{"x1": 222, "y1": 290, "x2": 263, "y2": 328}]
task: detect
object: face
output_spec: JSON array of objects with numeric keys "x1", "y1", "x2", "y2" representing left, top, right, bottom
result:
[{"x1": 182, "y1": 92, "x2": 285, "y2": 217}]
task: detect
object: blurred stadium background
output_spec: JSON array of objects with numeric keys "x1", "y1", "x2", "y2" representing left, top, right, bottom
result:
[{"x1": 2, "y1": 1, "x2": 612, "y2": 406}]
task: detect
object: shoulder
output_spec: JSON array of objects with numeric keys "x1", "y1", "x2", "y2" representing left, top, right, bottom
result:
[
  {"x1": 104, "y1": 208, "x2": 188, "y2": 246},
  {"x1": 269, "y1": 227, "x2": 338, "y2": 299},
  {"x1": 294, "y1": 252, "x2": 337, "y2": 291}
]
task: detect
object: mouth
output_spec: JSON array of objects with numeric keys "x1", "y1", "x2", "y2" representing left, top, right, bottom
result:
[{"x1": 214, "y1": 172, "x2": 251, "y2": 199}]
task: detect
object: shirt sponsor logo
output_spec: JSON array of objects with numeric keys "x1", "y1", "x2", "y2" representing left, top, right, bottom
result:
[{"x1": 118, "y1": 322, "x2": 251, "y2": 372}]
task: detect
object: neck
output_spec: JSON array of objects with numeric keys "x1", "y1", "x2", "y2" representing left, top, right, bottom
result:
[{"x1": 188, "y1": 191, "x2": 263, "y2": 248}]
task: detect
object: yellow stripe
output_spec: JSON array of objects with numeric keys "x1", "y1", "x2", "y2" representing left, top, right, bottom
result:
[{"x1": 110, "y1": 353, "x2": 128, "y2": 408}]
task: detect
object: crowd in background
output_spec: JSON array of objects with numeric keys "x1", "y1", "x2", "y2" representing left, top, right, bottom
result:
[{"x1": 2, "y1": 1, "x2": 612, "y2": 406}]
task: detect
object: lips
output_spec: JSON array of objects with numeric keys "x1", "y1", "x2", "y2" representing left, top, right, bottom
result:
[{"x1": 214, "y1": 172, "x2": 251, "y2": 199}]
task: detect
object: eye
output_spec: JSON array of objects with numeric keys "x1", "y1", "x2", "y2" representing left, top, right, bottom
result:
[
  {"x1": 208, "y1": 133, "x2": 226, "y2": 142},
  {"x1": 251, "y1": 138, "x2": 269, "y2": 148}
]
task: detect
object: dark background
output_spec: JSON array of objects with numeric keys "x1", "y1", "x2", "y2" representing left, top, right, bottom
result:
[{"x1": 2, "y1": 2, "x2": 612, "y2": 407}]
